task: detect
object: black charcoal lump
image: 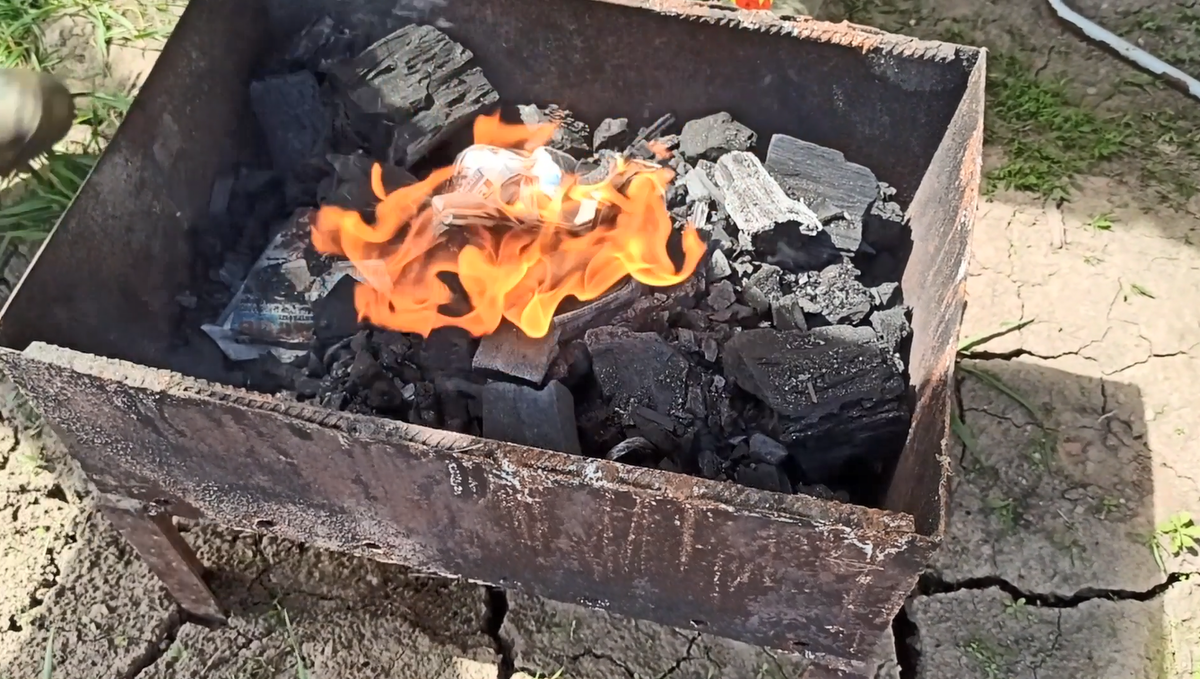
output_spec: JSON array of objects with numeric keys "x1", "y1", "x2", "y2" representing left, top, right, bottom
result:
[
  {"x1": 249, "y1": 71, "x2": 330, "y2": 175},
  {"x1": 765, "y1": 134, "x2": 877, "y2": 221},
  {"x1": 722, "y1": 325, "x2": 904, "y2": 421},
  {"x1": 711, "y1": 151, "x2": 822, "y2": 252},
  {"x1": 325, "y1": 25, "x2": 499, "y2": 167},
  {"x1": 585, "y1": 326, "x2": 691, "y2": 421},
  {"x1": 679, "y1": 112, "x2": 756, "y2": 162}
]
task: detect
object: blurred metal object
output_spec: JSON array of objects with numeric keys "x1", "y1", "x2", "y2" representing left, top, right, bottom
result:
[
  {"x1": 0, "y1": 69, "x2": 76, "y2": 178},
  {"x1": 1048, "y1": 0, "x2": 1200, "y2": 102}
]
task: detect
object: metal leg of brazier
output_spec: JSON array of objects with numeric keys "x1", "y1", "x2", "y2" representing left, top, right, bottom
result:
[{"x1": 99, "y1": 497, "x2": 227, "y2": 625}]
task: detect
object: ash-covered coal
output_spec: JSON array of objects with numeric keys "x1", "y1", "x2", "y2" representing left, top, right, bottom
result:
[{"x1": 189, "y1": 17, "x2": 915, "y2": 507}]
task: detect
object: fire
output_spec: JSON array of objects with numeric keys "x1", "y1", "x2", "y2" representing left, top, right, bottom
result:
[{"x1": 311, "y1": 112, "x2": 706, "y2": 339}]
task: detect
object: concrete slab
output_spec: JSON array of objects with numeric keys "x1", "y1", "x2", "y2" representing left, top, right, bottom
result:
[{"x1": 909, "y1": 582, "x2": 1197, "y2": 679}]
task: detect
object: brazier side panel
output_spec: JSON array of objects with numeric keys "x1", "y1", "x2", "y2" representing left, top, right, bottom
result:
[
  {"x1": 0, "y1": 345, "x2": 935, "y2": 668},
  {"x1": 887, "y1": 55, "x2": 985, "y2": 535},
  {"x1": 0, "y1": 0, "x2": 266, "y2": 368}
]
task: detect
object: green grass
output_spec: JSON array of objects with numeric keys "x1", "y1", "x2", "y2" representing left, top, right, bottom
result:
[
  {"x1": 0, "y1": 0, "x2": 160, "y2": 242},
  {"x1": 985, "y1": 54, "x2": 1131, "y2": 201}
]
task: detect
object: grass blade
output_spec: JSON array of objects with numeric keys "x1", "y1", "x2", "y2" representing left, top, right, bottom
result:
[
  {"x1": 958, "y1": 362, "x2": 1043, "y2": 425},
  {"x1": 950, "y1": 409, "x2": 977, "y2": 451},
  {"x1": 958, "y1": 319, "x2": 1035, "y2": 354},
  {"x1": 41, "y1": 628, "x2": 55, "y2": 679}
]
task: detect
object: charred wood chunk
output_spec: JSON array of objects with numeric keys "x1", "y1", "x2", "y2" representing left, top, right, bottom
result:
[
  {"x1": 593, "y1": 117, "x2": 631, "y2": 152},
  {"x1": 279, "y1": 15, "x2": 358, "y2": 72},
  {"x1": 793, "y1": 260, "x2": 874, "y2": 326},
  {"x1": 473, "y1": 322, "x2": 561, "y2": 385},
  {"x1": 735, "y1": 461, "x2": 792, "y2": 494},
  {"x1": 482, "y1": 380, "x2": 582, "y2": 455},
  {"x1": 545, "y1": 339, "x2": 592, "y2": 389},
  {"x1": 863, "y1": 186, "x2": 908, "y2": 253},
  {"x1": 248, "y1": 71, "x2": 330, "y2": 175},
  {"x1": 585, "y1": 326, "x2": 690, "y2": 423},
  {"x1": 722, "y1": 325, "x2": 905, "y2": 421},
  {"x1": 317, "y1": 152, "x2": 416, "y2": 213},
  {"x1": 311, "y1": 274, "x2": 360, "y2": 343},
  {"x1": 326, "y1": 25, "x2": 499, "y2": 167},
  {"x1": 711, "y1": 151, "x2": 824, "y2": 255},
  {"x1": 412, "y1": 328, "x2": 478, "y2": 380},
  {"x1": 679, "y1": 112, "x2": 756, "y2": 162},
  {"x1": 764, "y1": 134, "x2": 878, "y2": 223},
  {"x1": 518, "y1": 104, "x2": 591, "y2": 157}
]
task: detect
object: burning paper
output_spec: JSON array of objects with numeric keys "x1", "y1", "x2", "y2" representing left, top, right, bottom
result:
[{"x1": 311, "y1": 112, "x2": 707, "y2": 339}]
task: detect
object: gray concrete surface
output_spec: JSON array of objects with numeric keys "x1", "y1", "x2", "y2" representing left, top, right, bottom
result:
[{"x1": 3, "y1": 0, "x2": 1200, "y2": 676}]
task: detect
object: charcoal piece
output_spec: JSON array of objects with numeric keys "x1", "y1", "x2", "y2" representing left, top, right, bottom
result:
[
  {"x1": 245, "y1": 354, "x2": 300, "y2": 393},
  {"x1": 413, "y1": 328, "x2": 477, "y2": 379},
  {"x1": 249, "y1": 71, "x2": 330, "y2": 175},
  {"x1": 626, "y1": 113, "x2": 676, "y2": 153},
  {"x1": 348, "y1": 350, "x2": 382, "y2": 387},
  {"x1": 702, "y1": 337, "x2": 720, "y2": 363},
  {"x1": 436, "y1": 377, "x2": 476, "y2": 433},
  {"x1": 770, "y1": 294, "x2": 807, "y2": 332},
  {"x1": 611, "y1": 276, "x2": 701, "y2": 333},
  {"x1": 312, "y1": 275, "x2": 360, "y2": 343},
  {"x1": 741, "y1": 264, "x2": 783, "y2": 315},
  {"x1": 585, "y1": 326, "x2": 690, "y2": 422},
  {"x1": 870, "y1": 282, "x2": 901, "y2": 309},
  {"x1": 606, "y1": 436, "x2": 657, "y2": 463},
  {"x1": 706, "y1": 280, "x2": 736, "y2": 312},
  {"x1": 295, "y1": 377, "x2": 321, "y2": 398},
  {"x1": 410, "y1": 382, "x2": 441, "y2": 428},
  {"x1": 863, "y1": 191, "x2": 907, "y2": 252},
  {"x1": 764, "y1": 134, "x2": 878, "y2": 221},
  {"x1": 317, "y1": 153, "x2": 417, "y2": 212},
  {"x1": 518, "y1": 104, "x2": 591, "y2": 157},
  {"x1": 366, "y1": 377, "x2": 405, "y2": 412},
  {"x1": 869, "y1": 305, "x2": 911, "y2": 355},
  {"x1": 593, "y1": 117, "x2": 631, "y2": 151},
  {"x1": 679, "y1": 112, "x2": 756, "y2": 162},
  {"x1": 711, "y1": 151, "x2": 821, "y2": 252},
  {"x1": 545, "y1": 339, "x2": 591, "y2": 388},
  {"x1": 473, "y1": 322, "x2": 561, "y2": 384},
  {"x1": 630, "y1": 406, "x2": 685, "y2": 452},
  {"x1": 794, "y1": 261, "x2": 873, "y2": 326},
  {"x1": 389, "y1": 67, "x2": 498, "y2": 167},
  {"x1": 482, "y1": 380, "x2": 582, "y2": 455},
  {"x1": 706, "y1": 249, "x2": 732, "y2": 282},
  {"x1": 697, "y1": 446, "x2": 723, "y2": 480},
  {"x1": 280, "y1": 15, "x2": 358, "y2": 72},
  {"x1": 735, "y1": 462, "x2": 792, "y2": 494},
  {"x1": 722, "y1": 326, "x2": 905, "y2": 421},
  {"x1": 686, "y1": 163, "x2": 724, "y2": 205},
  {"x1": 749, "y1": 433, "x2": 789, "y2": 465},
  {"x1": 326, "y1": 25, "x2": 499, "y2": 167},
  {"x1": 209, "y1": 174, "x2": 234, "y2": 217},
  {"x1": 819, "y1": 213, "x2": 864, "y2": 255}
]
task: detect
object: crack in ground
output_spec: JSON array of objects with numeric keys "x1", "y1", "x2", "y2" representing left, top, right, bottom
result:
[
  {"x1": 917, "y1": 571, "x2": 1188, "y2": 607},
  {"x1": 485, "y1": 587, "x2": 515, "y2": 679},
  {"x1": 122, "y1": 610, "x2": 183, "y2": 679}
]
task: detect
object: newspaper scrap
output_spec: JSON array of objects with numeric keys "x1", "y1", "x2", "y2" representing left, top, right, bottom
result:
[{"x1": 203, "y1": 209, "x2": 362, "y2": 361}]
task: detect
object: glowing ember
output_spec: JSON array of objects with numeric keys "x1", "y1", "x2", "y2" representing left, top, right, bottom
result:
[{"x1": 311, "y1": 113, "x2": 706, "y2": 339}]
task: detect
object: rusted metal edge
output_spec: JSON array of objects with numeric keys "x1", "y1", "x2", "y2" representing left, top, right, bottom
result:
[
  {"x1": 589, "y1": 0, "x2": 981, "y2": 58},
  {"x1": 16, "y1": 341, "x2": 921, "y2": 535}
]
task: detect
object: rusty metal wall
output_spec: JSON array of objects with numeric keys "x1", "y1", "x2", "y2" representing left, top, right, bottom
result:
[
  {"x1": 2, "y1": 344, "x2": 934, "y2": 670},
  {"x1": 0, "y1": 0, "x2": 265, "y2": 371}
]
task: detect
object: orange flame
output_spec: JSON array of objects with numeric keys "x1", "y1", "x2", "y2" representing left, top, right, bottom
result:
[{"x1": 311, "y1": 112, "x2": 706, "y2": 339}]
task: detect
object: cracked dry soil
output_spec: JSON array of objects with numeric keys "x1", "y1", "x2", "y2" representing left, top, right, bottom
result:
[{"x1": 5, "y1": 0, "x2": 1200, "y2": 677}]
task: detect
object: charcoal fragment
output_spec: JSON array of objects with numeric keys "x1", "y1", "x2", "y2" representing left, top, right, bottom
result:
[
  {"x1": 593, "y1": 117, "x2": 632, "y2": 151},
  {"x1": 327, "y1": 25, "x2": 499, "y2": 167},
  {"x1": 519, "y1": 104, "x2": 591, "y2": 157},
  {"x1": 482, "y1": 380, "x2": 582, "y2": 455},
  {"x1": 311, "y1": 275, "x2": 360, "y2": 343},
  {"x1": 735, "y1": 462, "x2": 792, "y2": 494},
  {"x1": 679, "y1": 112, "x2": 756, "y2": 162},
  {"x1": 794, "y1": 261, "x2": 874, "y2": 326},
  {"x1": 749, "y1": 433, "x2": 789, "y2": 465},
  {"x1": 722, "y1": 326, "x2": 904, "y2": 421},
  {"x1": 606, "y1": 436, "x2": 657, "y2": 462},
  {"x1": 706, "y1": 249, "x2": 732, "y2": 282},
  {"x1": 711, "y1": 151, "x2": 822, "y2": 253},
  {"x1": 249, "y1": 71, "x2": 330, "y2": 175},
  {"x1": 764, "y1": 134, "x2": 878, "y2": 222},
  {"x1": 585, "y1": 326, "x2": 690, "y2": 422}
]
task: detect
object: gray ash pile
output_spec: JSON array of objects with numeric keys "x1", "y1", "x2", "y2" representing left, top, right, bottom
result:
[{"x1": 182, "y1": 17, "x2": 914, "y2": 507}]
